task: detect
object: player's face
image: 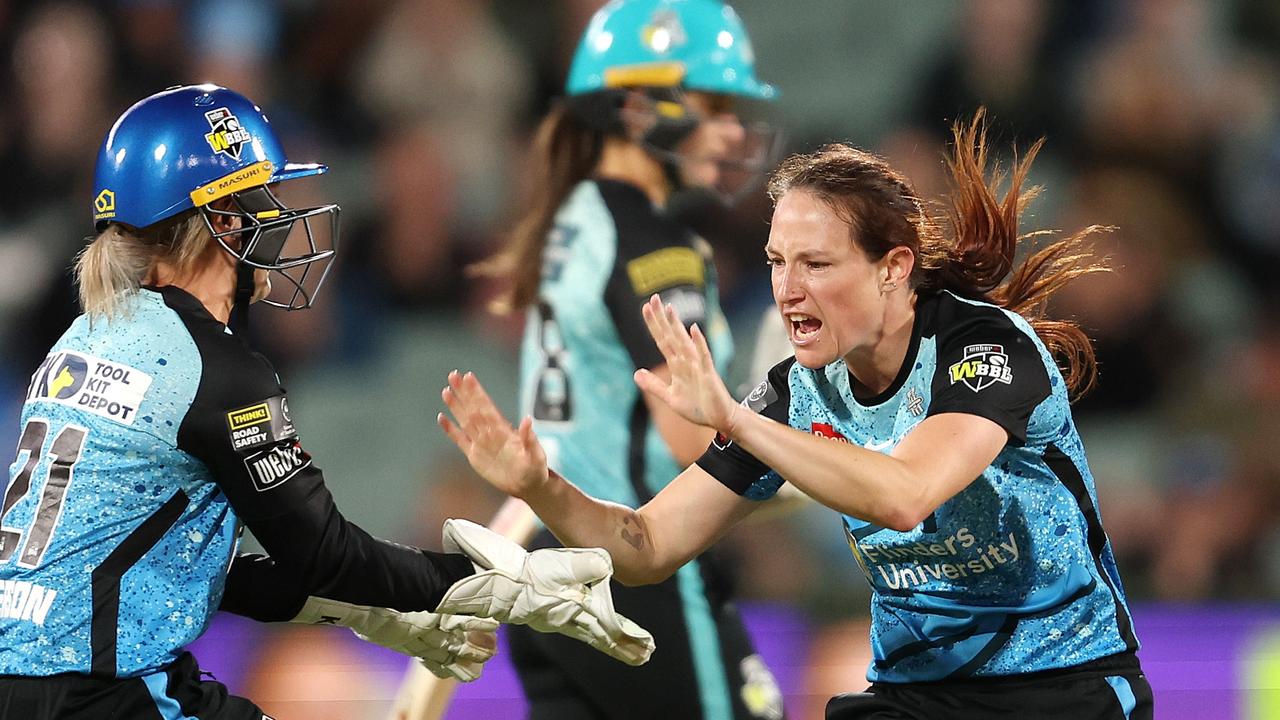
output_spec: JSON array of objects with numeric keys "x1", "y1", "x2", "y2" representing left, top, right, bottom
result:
[
  {"x1": 767, "y1": 189, "x2": 888, "y2": 369},
  {"x1": 674, "y1": 92, "x2": 746, "y2": 189}
]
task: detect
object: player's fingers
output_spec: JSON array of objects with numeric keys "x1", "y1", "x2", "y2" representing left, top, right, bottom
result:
[
  {"x1": 442, "y1": 386, "x2": 475, "y2": 431},
  {"x1": 642, "y1": 296, "x2": 682, "y2": 362},
  {"x1": 517, "y1": 416, "x2": 541, "y2": 457},
  {"x1": 437, "y1": 413, "x2": 472, "y2": 454},
  {"x1": 634, "y1": 369, "x2": 673, "y2": 407},
  {"x1": 462, "y1": 372, "x2": 507, "y2": 425},
  {"x1": 690, "y1": 323, "x2": 716, "y2": 374},
  {"x1": 664, "y1": 302, "x2": 698, "y2": 358}
]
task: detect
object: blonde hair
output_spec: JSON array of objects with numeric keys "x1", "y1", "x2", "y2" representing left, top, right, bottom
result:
[{"x1": 74, "y1": 212, "x2": 211, "y2": 319}]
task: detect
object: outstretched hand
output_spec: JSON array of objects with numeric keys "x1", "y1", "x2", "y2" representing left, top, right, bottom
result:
[
  {"x1": 438, "y1": 370, "x2": 548, "y2": 499},
  {"x1": 633, "y1": 295, "x2": 740, "y2": 435}
]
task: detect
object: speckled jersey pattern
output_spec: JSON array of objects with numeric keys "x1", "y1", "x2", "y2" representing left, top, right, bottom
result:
[
  {"x1": 699, "y1": 291, "x2": 1139, "y2": 682},
  {"x1": 1, "y1": 290, "x2": 237, "y2": 677}
]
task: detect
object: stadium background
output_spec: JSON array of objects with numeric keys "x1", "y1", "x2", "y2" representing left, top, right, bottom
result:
[{"x1": 0, "y1": 0, "x2": 1278, "y2": 717}]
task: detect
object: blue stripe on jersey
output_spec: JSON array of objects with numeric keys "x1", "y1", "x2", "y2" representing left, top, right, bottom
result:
[
  {"x1": 143, "y1": 668, "x2": 198, "y2": 720},
  {"x1": 1104, "y1": 675, "x2": 1137, "y2": 718},
  {"x1": 675, "y1": 560, "x2": 733, "y2": 720}
]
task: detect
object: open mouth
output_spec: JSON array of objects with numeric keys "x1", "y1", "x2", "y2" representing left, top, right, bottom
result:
[{"x1": 787, "y1": 313, "x2": 822, "y2": 344}]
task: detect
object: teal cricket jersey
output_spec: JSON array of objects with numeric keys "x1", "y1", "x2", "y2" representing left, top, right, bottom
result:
[
  {"x1": 518, "y1": 178, "x2": 746, "y2": 719},
  {"x1": 697, "y1": 290, "x2": 1139, "y2": 683},
  {"x1": 520, "y1": 179, "x2": 734, "y2": 505}
]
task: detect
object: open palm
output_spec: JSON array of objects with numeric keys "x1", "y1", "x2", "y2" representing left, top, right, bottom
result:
[
  {"x1": 438, "y1": 370, "x2": 548, "y2": 499},
  {"x1": 634, "y1": 295, "x2": 739, "y2": 434}
]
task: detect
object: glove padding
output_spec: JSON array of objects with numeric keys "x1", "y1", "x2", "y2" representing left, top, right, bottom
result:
[
  {"x1": 290, "y1": 596, "x2": 498, "y2": 682},
  {"x1": 435, "y1": 518, "x2": 655, "y2": 666}
]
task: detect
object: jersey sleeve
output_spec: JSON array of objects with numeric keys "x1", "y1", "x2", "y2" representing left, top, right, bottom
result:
[
  {"x1": 694, "y1": 358, "x2": 794, "y2": 500},
  {"x1": 178, "y1": 330, "x2": 472, "y2": 615},
  {"x1": 927, "y1": 309, "x2": 1052, "y2": 444},
  {"x1": 604, "y1": 220, "x2": 711, "y2": 371}
]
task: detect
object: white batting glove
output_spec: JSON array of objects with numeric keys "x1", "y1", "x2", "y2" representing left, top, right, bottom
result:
[
  {"x1": 290, "y1": 596, "x2": 499, "y2": 682},
  {"x1": 434, "y1": 518, "x2": 655, "y2": 666}
]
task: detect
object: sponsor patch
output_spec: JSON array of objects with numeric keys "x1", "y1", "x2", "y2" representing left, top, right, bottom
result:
[
  {"x1": 243, "y1": 440, "x2": 311, "y2": 492},
  {"x1": 626, "y1": 247, "x2": 704, "y2": 295},
  {"x1": 225, "y1": 396, "x2": 297, "y2": 451},
  {"x1": 810, "y1": 422, "x2": 850, "y2": 443},
  {"x1": 26, "y1": 351, "x2": 152, "y2": 425},
  {"x1": 93, "y1": 189, "x2": 116, "y2": 222},
  {"x1": 947, "y1": 344, "x2": 1013, "y2": 392},
  {"x1": 189, "y1": 159, "x2": 273, "y2": 207},
  {"x1": 656, "y1": 286, "x2": 706, "y2": 324}
]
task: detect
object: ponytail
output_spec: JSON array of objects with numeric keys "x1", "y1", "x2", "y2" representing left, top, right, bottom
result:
[
  {"x1": 936, "y1": 112, "x2": 1110, "y2": 398},
  {"x1": 474, "y1": 101, "x2": 603, "y2": 314},
  {"x1": 74, "y1": 212, "x2": 211, "y2": 320}
]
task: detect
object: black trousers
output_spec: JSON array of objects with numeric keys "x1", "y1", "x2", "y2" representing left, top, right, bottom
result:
[
  {"x1": 825, "y1": 652, "x2": 1153, "y2": 720},
  {"x1": 509, "y1": 533, "x2": 783, "y2": 720},
  {"x1": 0, "y1": 652, "x2": 268, "y2": 720}
]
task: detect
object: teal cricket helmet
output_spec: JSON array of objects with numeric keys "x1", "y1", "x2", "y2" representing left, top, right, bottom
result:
[{"x1": 566, "y1": 0, "x2": 776, "y2": 101}]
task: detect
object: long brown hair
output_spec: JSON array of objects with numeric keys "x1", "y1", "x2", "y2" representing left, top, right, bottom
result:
[
  {"x1": 767, "y1": 111, "x2": 1109, "y2": 399},
  {"x1": 473, "y1": 101, "x2": 603, "y2": 313}
]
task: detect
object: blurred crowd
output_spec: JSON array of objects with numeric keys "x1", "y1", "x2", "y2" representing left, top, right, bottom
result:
[{"x1": 1, "y1": 0, "x2": 1278, "y2": 634}]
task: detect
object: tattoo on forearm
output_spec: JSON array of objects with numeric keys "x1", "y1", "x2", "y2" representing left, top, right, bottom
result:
[{"x1": 620, "y1": 514, "x2": 647, "y2": 552}]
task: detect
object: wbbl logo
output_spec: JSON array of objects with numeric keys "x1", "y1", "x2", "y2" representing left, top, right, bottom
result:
[
  {"x1": 948, "y1": 344, "x2": 1014, "y2": 392},
  {"x1": 204, "y1": 108, "x2": 251, "y2": 160}
]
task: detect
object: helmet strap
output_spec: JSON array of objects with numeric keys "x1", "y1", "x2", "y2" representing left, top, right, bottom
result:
[{"x1": 228, "y1": 262, "x2": 255, "y2": 335}]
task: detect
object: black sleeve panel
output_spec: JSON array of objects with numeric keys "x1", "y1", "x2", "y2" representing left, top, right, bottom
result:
[
  {"x1": 161, "y1": 287, "x2": 473, "y2": 613},
  {"x1": 694, "y1": 357, "x2": 796, "y2": 495},
  {"x1": 926, "y1": 299, "x2": 1052, "y2": 445},
  {"x1": 597, "y1": 180, "x2": 711, "y2": 371},
  {"x1": 219, "y1": 554, "x2": 309, "y2": 622}
]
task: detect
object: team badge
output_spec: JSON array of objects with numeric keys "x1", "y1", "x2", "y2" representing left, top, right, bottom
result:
[
  {"x1": 905, "y1": 387, "x2": 924, "y2": 416},
  {"x1": 204, "y1": 107, "x2": 252, "y2": 160},
  {"x1": 642, "y1": 9, "x2": 687, "y2": 54},
  {"x1": 738, "y1": 654, "x2": 783, "y2": 719},
  {"x1": 947, "y1": 344, "x2": 1013, "y2": 392}
]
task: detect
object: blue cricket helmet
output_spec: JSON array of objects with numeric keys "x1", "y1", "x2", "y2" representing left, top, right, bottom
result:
[
  {"x1": 91, "y1": 84, "x2": 325, "y2": 231},
  {"x1": 566, "y1": 0, "x2": 776, "y2": 100},
  {"x1": 91, "y1": 84, "x2": 340, "y2": 311}
]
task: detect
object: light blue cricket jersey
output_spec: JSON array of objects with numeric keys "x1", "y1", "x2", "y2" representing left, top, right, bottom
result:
[
  {"x1": 1, "y1": 290, "x2": 237, "y2": 677},
  {"x1": 699, "y1": 290, "x2": 1139, "y2": 683}
]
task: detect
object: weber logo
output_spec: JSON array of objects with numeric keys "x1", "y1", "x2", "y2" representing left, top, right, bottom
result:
[{"x1": 243, "y1": 441, "x2": 311, "y2": 492}]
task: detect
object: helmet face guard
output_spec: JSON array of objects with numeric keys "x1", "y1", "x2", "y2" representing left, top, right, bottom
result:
[
  {"x1": 580, "y1": 87, "x2": 783, "y2": 205},
  {"x1": 92, "y1": 84, "x2": 342, "y2": 311},
  {"x1": 202, "y1": 185, "x2": 340, "y2": 311}
]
